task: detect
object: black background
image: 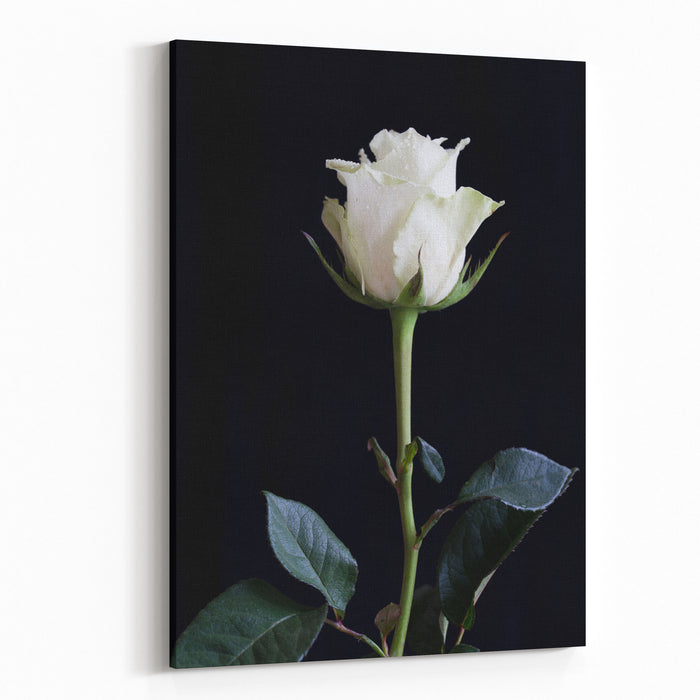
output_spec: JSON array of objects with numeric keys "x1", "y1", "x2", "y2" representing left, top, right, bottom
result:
[{"x1": 171, "y1": 40, "x2": 585, "y2": 662}]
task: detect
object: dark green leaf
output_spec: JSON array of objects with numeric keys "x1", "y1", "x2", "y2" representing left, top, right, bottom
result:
[
  {"x1": 171, "y1": 579, "x2": 326, "y2": 668},
  {"x1": 264, "y1": 491, "x2": 358, "y2": 615},
  {"x1": 415, "y1": 437, "x2": 446, "y2": 483},
  {"x1": 374, "y1": 602, "x2": 401, "y2": 637},
  {"x1": 456, "y1": 447, "x2": 576, "y2": 510},
  {"x1": 450, "y1": 644, "x2": 480, "y2": 653},
  {"x1": 438, "y1": 499, "x2": 542, "y2": 626},
  {"x1": 406, "y1": 585, "x2": 446, "y2": 655}
]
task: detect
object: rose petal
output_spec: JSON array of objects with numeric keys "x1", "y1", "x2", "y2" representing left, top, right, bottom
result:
[
  {"x1": 337, "y1": 163, "x2": 431, "y2": 301},
  {"x1": 427, "y1": 137, "x2": 470, "y2": 198},
  {"x1": 323, "y1": 130, "x2": 503, "y2": 306},
  {"x1": 369, "y1": 128, "x2": 452, "y2": 190},
  {"x1": 367, "y1": 129, "x2": 402, "y2": 160},
  {"x1": 321, "y1": 197, "x2": 366, "y2": 292},
  {"x1": 320, "y1": 197, "x2": 343, "y2": 246},
  {"x1": 393, "y1": 187, "x2": 504, "y2": 305},
  {"x1": 326, "y1": 158, "x2": 361, "y2": 177}
]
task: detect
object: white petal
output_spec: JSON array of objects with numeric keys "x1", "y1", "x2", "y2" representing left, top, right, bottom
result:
[
  {"x1": 368, "y1": 129, "x2": 401, "y2": 160},
  {"x1": 326, "y1": 158, "x2": 361, "y2": 187},
  {"x1": 326, "y1": 158, "x2": 360, "y2": 171},
  {"x1": 321, "y1": 197, "x2": 366, "y2": 292},
  {"x1": 427, "y1": 137, "x2": 470, "y2": 197},
  {"x1": 321, "y1": 197, "x2": 344, "y2": 247},
  {"x1": 369, "y1": 128, "x2": 451, "y2": 189},
  {"x1": 393, "y1": 187, "x2": 504, "y2": 305},
  {"x1": 341, "y1": 164, "x2": 431, "y2": 302}
]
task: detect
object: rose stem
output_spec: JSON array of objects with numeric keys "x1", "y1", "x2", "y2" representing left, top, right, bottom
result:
[
  {"x1": 324, "y1": 619, "x2": 386, "y2": 658},
  {"x1": 388, "y1": 306, "x2": 420, "y2": 657}
]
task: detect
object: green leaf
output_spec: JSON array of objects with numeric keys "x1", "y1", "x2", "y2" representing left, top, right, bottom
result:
[
  {"x1": 415, "y1": 437, "x2": 446, "y2": 483},
  {"x1": 171, "y1": 579, "x2": 326, "y2": 668},
  {"x1": 438, "y1": 499, "x2": 542, "y2": 626},
  {"x1": 450, "y1": 644, "x2": 480, "y2": 653},
  {"x1": 264, "y1": 491, "x2": 358, "y2": 615},
  {"x1": 302, "y1": 232, "x2": 390, "y2": 310},
  {"x1": 456, "y1": 447, "x2": 577, "y2": 510},
  {"x1": 374, "y1": 602, "x2": 401, "y2": 637},
  {"x1": 426, "y1": 232, "x2": 509, "y2": 312},
  {"x1": 406, "y1": 585, "x2": 446, "y2": 655}
]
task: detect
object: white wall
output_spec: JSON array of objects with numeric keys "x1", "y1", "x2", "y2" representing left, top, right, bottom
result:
[{"x1": 1, "y1": 1, "x2": 698, "y2": 698}]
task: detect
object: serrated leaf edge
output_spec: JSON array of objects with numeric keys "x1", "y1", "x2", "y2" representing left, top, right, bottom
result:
[{"x1": 264, "y1": 491, "x2": 358, "y2": 614}]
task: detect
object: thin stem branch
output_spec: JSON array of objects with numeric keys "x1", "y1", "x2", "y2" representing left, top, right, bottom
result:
[
  {"x1": 415, "y1": 504, "x2": 455, "y2": 548},
  {"x1": 388, "y1": 307, "x2": 420, "y2": 657},
  {"x1": 324, "y1": 619, "x2": 386, "y2": 658}
]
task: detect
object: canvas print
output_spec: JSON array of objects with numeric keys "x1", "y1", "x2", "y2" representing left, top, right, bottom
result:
[{"x1": 170, "y1": 40, "x2": 585, "y2": 667}]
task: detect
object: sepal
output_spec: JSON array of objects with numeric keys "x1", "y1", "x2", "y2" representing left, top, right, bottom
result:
[
  {"x1": 394, "y1": 257, "x2": 426, "y2": 307},
  {"x1": 303, "y1": 231, "x2": 508, "y2": 313},
  {"x1": 302, "y1": 232, "x2": 391, "y2": 310}
]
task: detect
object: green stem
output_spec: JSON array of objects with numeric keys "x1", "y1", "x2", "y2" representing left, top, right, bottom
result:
[
  {"x1": 388, "y1": 307, "x2": 420, "y2": 657},
  {"x1": 324, "y1": 619, "x2": 386, "y2": 658}
]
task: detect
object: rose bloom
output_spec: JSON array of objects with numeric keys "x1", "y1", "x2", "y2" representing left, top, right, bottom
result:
[{"x1": 322, "y1": 128, "x2": 503, "y2": 306}]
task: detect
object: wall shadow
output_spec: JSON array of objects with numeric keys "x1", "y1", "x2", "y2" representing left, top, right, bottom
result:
[{"x1": 129, "y1": 42, "x2": 169, "y2": 675}]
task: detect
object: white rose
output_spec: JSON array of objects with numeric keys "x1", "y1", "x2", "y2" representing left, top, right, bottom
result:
[{"x1": 321, "y1": 128, "x2": 504, "y2": 307}]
